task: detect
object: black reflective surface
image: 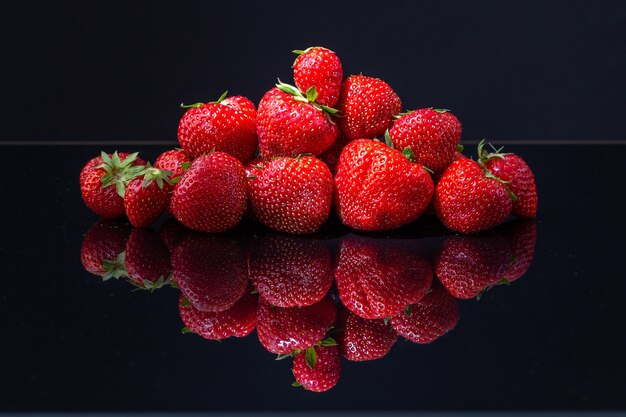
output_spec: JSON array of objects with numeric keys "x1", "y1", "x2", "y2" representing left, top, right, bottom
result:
[{"x1": 1, "y1": 144, "x2": 625, "y2": 411}]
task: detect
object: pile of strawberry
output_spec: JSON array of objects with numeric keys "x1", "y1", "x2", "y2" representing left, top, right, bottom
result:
[{"x1": 80, "y1": 46, "x2": 537, "y2": 234}]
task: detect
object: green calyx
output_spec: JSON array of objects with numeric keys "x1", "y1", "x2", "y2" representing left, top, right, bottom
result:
[
  {"x1": 402, "y1": 147, "x2": 414, "y2": 163},
  {"x1": 291, "y1": 46, "x2": 332, "y2": 67},
  {"x1": 476, "y1": 139, "x2": 518, "y2": 202},
  {"x1": 383, "y1": 130, "x2": 394, "y2": 148},
  {"x1": 98, "y1": 151, "x2": 145, "y2": 198},
  {"x1": 180, "y1": 91, "x2": 229, "y2": 109},
  {"x1": 139, "y1": 163, "x2": 175, "y2": 189},
  {"x1": 476, "y1": 278, "x2": 511, "y2": 301},
  {"x1": 275, "y1": 79, "x2": 340, "y2": 123},
  {"x1": 101, "y1": 251, "x2": 128, "y2": 280},
  {"x1": 432, "y1": 108, "x2": 450, "y2": 113},
  {"x1": 129, "y1": 273, "x2": 172, "y2": 292}
]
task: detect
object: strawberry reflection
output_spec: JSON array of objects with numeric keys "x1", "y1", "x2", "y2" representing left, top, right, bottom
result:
[
  {"x1": 435, "y1": 220, "x2": 537, "y2": 299},
  {"x1": 249, "y1": 234, "x2": 333, "y2": 307},
  {"x1": 80, "y1": 218, "x2": 536, "y2": 393},
  {"x1": 334, "y1": 236, "x2": 433, "y2": 319},
  {"x1": 171, "y1": 232, "x2": 248, "y2": 312}
]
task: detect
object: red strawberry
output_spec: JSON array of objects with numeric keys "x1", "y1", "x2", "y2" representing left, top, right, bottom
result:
[
  {"x1": 389, "y1": 108, "x2": 462, "y2": 175},
  {"x1": 292, "y1": 345, "x2": 341, "y2": 392},
  {"x1": 171, "y1": 233, "x2": 248, "y2": 312},
  {"x1": 334, "y1": 236, "x2": 433, "y2": 319},
  {"x1": 155, "y1": 149, "x2": 192, "y2": 180},
  {"x1": 256, "y1": 83, "x2": 339, "y2": 159},
  {"x1": 248, "y1": 156, "x2": 333, "y2": 234},
  {"x1": 170, "y1": 152, "x2": 248, "y2": 233},
  {"x1": 179, "y1": 290, "x2": 258, "y2": 340},
  {"x1": 80, "y1": 220, "x2": 131, "y2": 279},
  {"x1": 335, "y1": 306, "x2": 397, "y2": 361},
  {"x1": 293, "y1": 46, "x2": 343, "y2": 107},
  {"x1": 80, "y1": 151, "x2": 146, "y2": 218},
  {"x1": 434, "y1": 157, "x2": 514, "y2": 233},
  {"x1": 256, "y1": 296, "x2": 336, "y2": 354},
  {"x1": 435, "y1": 232, "x2": 514, "y2": 299},
  {"x1": 243, "y1": 158, "x2": 267, "y2": 220},
  {"x1": 178, "y1": 92, "x2": 257, "y2": 163},
  {"x1": 479, "y1": 142, "x2": 538, "y2": 218},
  {"x1": 124, "y1": 164, "x2": 175, "y2": 228},
  {"x1": 390, "y1": 284, "x2": 459, "y2": 343},
  {"x1": 124, "y1": 229, "x2": 172, "y2": 291},
  {"x1": 249, "y1": 235, "x2": 333, "y2": 307},
  {"x1": 334, "y1": 139, "x2": 433, "y2": 231},
  {"x1": 336, "y1": 75, "x2": 402, "y2": 140}
]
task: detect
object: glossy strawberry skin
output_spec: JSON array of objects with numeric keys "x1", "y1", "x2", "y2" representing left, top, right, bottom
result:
[
  {"x1": 390, "y1": 284, "x2": 459, "y2": 343},
  {"x1": 334, "y1": 237, "x2": 433, "y2": 319},
  {"x1": 177, "y1": 97, "x2": 257, "y2": 163},
  {"x1": 79, "y1": 153, "x2": 146, "y2": 218},
  {"x1": 256, "y1": 87, "x2": 339, "y2": 159},
  {"x1": 171, "y1": 233, "x2": 248, "y2": 312},
  {"x1": 170, "y1": 152, "x2": 248, "y2": 233},
  {"x1": 389, "y1": 108, "x2": 462, "y2": 175},
  {"x1": 484, "y1": 154, "x2": 538, "y2": 218},
  {"x1": 124, "y1": 176, "x2": 172, "y2": 228},
  {"x1": 293, "y1": 47, "x2": 343, "y2": 107},
  {"x1": 256, "y1": 296, "x2": 336, "y2": 354},
  {"x1": 125, "y1": 229, "x2": 171, "y2": 288},
  {"x1": 335, "y1": 306, "x2": 397, "y2": 361},
  {"x1": 292, "y1": 345, "x2": 341, "y2": 392},
  {"x1": 434, "y1": 158, "x2": 512, "y2": 233},
  {"x1": 179, "y1": 290, "x2": 258, "y2": 340},
  {"x1": 249, "y1": 235, "x2": 333, "y2": 307},
  {"x1": 155, "y1": 149, "x2": 192, "y2": 180},
  {"x1": 249, "y1": 156, "x2": 333, "y2": 234},
  {"x1": 80, "y1": 220, "x2": 131, "y2": 278},
  {"x1": 334, "y1": 139, "x2": 434, "y2": 231},
  {"x1": 336, "y1": 75, "x2": 402, "y2": 140}
]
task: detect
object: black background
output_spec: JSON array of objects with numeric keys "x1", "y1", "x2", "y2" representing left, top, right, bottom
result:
[{"x1": 1, "y1": 0, "x2": 625, "y2": 143}]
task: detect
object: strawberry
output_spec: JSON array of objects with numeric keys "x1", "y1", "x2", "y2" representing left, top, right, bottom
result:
[
  {"x1": 434, "y1": 156, "x2": 514, "y2": 234},
  {"x1": 80, "y1": 151, "x2": 146, "y2": 218},
  {"x1": 154, "y1": 149, "x2": 192, "y2": 180},
  {"x1": 334, "y1": 139, "x2": 434, "y2": 231},
  {"x1": 170, "y1": 152, "x2": 248, "y2": 233},
  {"x1": 334, "y1": 236, "x2": 433, "y2": 319},
  {"x1": 256, "y1": 296, "x2": 336, "y2": 354},
  {"x1": 249, "y1": 234, "x2": 333, "y2": 307},
  {"x1": 256, "y1": 82, "x2": 339, "y2": 159},
  {"x1": 124, "y1": 164, "x2": 175, "y2": 228},
  {"x1": 248, "y1": 156, "x2": 333, "y2": 234},
  {"x1": 390, "y1": 284, "x2": 459, "y2": 343},
  {"x1": 335, "y1": 306, "x2": 397, "y2": 361},
  {"x1": 80, "y1": 220, "x2": 131, "y2": 279},
  {"x1": 179, "y1": 289, "x2": 258, "y2": 340},
  {"x1": 336, "y1": 75, "x2": 401, "y2": 140},
  {"x1": 293, "y1": 46, "x2": 343, "y2": 107},
  {"x1": 171, "y1": 233, "x2": 248, "y2": 312},
  {"x1": 389, "y1": 108, "x2": 462, "y2": 175},
  {"x1": 435, "y1": 231, "x2": 514, "y2": 299},
  {"x1": 178, "y1": 92, "x2": 257, "y2": 163},
  {"x1": 479, "y1": 142, "x2": 538, "y2": 218},
  {"x1": 124, "y1": 229, "x2": 172, "y2": 291},
  {"x1": 292, "y1": 345, "x2": 341, "y2": 392}
]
